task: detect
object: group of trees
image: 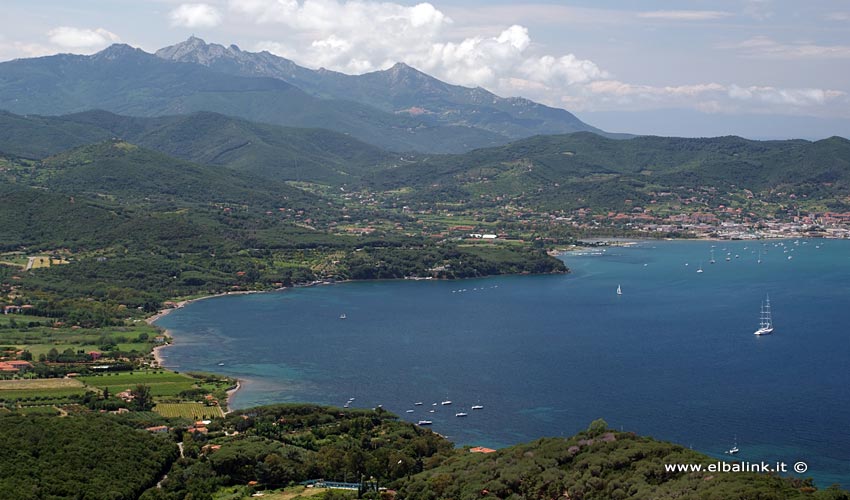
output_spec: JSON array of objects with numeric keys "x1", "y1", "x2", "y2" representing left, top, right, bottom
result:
[
  {"x1": 394, "y1": 419, "x2": 849, "y2": 500},
  {"x1": 144, "y1": 404, "x2": 453, "y2": 499},
  {"x1": 0, "y1": 404, "x2": 846, "y2": 500},
  {"x1": 0, "y1": 415, "x2": 178, "y2": 500}
]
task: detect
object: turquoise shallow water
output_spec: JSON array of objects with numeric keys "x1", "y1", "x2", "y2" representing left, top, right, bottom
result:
[{"x1": 156, "y1": 239, "x2": 850, "y2": 487}]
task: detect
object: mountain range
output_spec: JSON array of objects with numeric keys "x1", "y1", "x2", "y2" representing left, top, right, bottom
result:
[
  {"x1": 155, "y1": 37, "x2": 611, "y2": 141},
  {"x1": 0, "y1": 38, "x2": 611, "y2": 154}
]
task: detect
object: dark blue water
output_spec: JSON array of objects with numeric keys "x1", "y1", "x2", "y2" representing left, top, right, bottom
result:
[{"x1": 156, "y1": 239, "x2": 850, "y2": 487}]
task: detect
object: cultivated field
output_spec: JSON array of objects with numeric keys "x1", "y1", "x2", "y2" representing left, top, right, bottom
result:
[
  {"x1": 0, "y1": 378, "x2": 89, "y2": 402},
  {"x1": 79, "y1": 371, "x2": 197, "y2": 397},
  {"x1": 154, "y1": 402, "x2": 223, "y2": 419},
  {"x1": 0, "y1": 378, "x2": 84, "y2": 390}
]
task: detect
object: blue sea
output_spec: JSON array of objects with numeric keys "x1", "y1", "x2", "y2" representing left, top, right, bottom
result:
[{"x1": 156, "y1": 239, "x2": 850, "y2": 488}]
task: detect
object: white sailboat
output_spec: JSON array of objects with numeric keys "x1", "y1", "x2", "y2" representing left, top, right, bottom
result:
[
  {"x1": 754, "y1": 295, "x2": 774, "y2": 335},
  {"x1": 616, "y1": 284, "x2": 622, "y2": 295}
]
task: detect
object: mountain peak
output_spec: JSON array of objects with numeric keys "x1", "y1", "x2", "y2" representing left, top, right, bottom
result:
[
  {"x1": 93, "y1": 44, "x2": 145, "y2": 61},
  {"x1": 378, "y1": 62, "x2": 436, "y2": 85},
  {"x1": 386, "y1": 62, "x2": 423, "y2": 76},
  {"x1": 156, "y1": 37, "x2": 242, "y2": 63}
]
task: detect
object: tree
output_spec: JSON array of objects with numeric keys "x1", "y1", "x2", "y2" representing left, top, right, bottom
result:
[
  {"x1": 586, "y1": 418, "x2": 608, "y2": 437},
  {"x1": 131, "y1": 384, "x2": 154, "y2": 411}
]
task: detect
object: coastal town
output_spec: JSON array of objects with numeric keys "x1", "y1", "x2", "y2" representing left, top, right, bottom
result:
[{"x1": 328, "y1": 184, "x2": 850, "y2": 242}]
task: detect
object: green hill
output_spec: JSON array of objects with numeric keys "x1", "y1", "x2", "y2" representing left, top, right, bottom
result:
[
  {"x1": 3, "y1": 408, "x2": 842, "y2": 500},
  {"x1": 61, "y1": 110, "x2": 393, "y2": 184},
  {"x1": 367, "y1": 132, "x2": 850, "y2": 211},
  {"x1": 395, "y1": 419, "x2": 847, "y2": 499},
  {"x1": 0, "y1": 110, "x2": 393, "y2": 184},
  {"x1": 30, "y1": 140, "x2": 318, "y2": 210}
]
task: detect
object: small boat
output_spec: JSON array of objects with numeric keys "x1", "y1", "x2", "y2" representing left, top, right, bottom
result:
[
  {"x1": 696, "y1": 263, "x2": 704, "y2": 273},
  {"x1": 218, "y1": 362, "x2": 225, "y2": 366},
  {"x1": 406, "y1": 409, "x2": 414, "y2": 413},
  {"x1": 616, "y1": 284, "x2": 622, "y2": 296},
  {"x1": 417, "y1": 420, "x2": 432, "y2": 425},
  {"x1": 710, "y1": 249, "x2": 716, "y2": 264},
  {"x1": 725, "y1": 437, "x2": 739, "y2": 455},
  {"x1": 428, "y1": 409, "x2": 435, "y2": 413},
  {"x1": 471, "y1": 405, "x2": 484, "y2": 410},
  {"x1": 455, "y1": 412, "x2": 468, "y2": 417},
  {"x1": 754, "y1": 295, "x2": 774, "y2": 336},
  {"x1": 339, "y1": 313, "x2": 347, "y2": 319},
  {"x1": 414, "y1": 402, "x2": 423, "y2": 406},
  {"x1": 343, "y1": 403, "x2": 350, "y2": 408},
  {"x1": 441, "y1": 400, "x2": 452, "y2": 405}
]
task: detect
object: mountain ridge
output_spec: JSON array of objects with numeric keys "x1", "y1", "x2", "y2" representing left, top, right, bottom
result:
[
  {"x1": 155, "y1": 36, "x2": 618, "y2": 140},
  {"x1": 0, "y1": 44, "x2": 508, "y2": 153}
]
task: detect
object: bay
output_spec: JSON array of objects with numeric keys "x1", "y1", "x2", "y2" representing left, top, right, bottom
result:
[{"x1": 155, "y1": 239, "x2": 850, "y2": 488}]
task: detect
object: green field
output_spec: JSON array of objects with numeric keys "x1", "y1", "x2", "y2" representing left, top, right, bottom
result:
[
  {"x1": 154, "y1": 402, "x2": 223, "y2": 420},
  {"x1": 0, "y1": 378, "x2": 89, "y2": 402},
  {"x1": 15, "y1": 405, "x2": 61, "y2": 415},
  {"x1": 79, "y1": 371, "x2": 197, "y2": 397},
  {"x1": 0, "y1": 313, "x2": 54, "y2": 326},
  {"x1": 0, "y1": 323, "x2": 160, "y2": 354}
]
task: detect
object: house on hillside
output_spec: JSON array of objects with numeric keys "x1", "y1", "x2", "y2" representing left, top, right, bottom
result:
[{"x1": 0, "y1": 360, "x2": 32, "y2": 372}]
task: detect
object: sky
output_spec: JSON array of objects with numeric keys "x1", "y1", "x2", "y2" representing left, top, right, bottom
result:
[{"x1": 2, "y1": 0, "x2": 849, "y2": 139}]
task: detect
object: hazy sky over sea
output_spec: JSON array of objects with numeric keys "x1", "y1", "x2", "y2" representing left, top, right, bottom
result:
[{"x1": 3, "y1": 1, "x2": 849, "y2": 139}]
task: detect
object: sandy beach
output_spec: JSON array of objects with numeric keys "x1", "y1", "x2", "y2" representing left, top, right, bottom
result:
[
  {"x1": 225, "y1": 380, "x2": 241, "y2": 413},
  {"x1": 146, "y1": 300, "x2": 187, "y2": 368}
]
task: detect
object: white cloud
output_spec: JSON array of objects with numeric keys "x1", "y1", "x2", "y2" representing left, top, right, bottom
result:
[
  {"x1": 232, "y1": 0, "x2": 603, "y2": 91},
  {"x1": 47, "y1": 27, "x2": 120, "y2": 49},
  {"x1": 723, "y1": 36, "x2": 850, "y2": 59},
  {"x1": 169, "y1": 3, "x2": 223, "y2": 28},
  {"x1": 579, "y1": 79, "x2": 846, "y2": 114},
  {"x1": 229, "y1": 0, "x2": 847, "y2": 118},
  {"x1": 728, "y1": 85, "x2": 845, "y2": 106},
  {"x1": 827, "y1": 12, "x2": 850, "y2": 21},
  {"x1": 0, "y1": 41, "x2": 54, "y2": 60},
  {"x1": 743, "y1": 0, "x2": 773, "y2": 21},
  {"x1": 637, "y1": 10, "x2": 731, "y2": 21}
]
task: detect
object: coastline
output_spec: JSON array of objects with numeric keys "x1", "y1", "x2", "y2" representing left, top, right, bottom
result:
[
  {"x1": 225, "y1": 379, "x2": 241, "y2": 414},
  {"x1": 146, "y1": 291, "x2": 264, "y2": 401}
]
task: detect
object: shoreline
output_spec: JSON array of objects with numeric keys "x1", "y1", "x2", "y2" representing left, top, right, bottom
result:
[
  {"x1": 146, "y1": 291, "x2": 264, "y2": 401},
  {"x1": 225, "y1": 379, "x2": 241, "y2": 414}
]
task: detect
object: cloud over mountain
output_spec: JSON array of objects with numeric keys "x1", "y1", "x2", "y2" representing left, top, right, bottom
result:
[
  {"x1": 170, "y1": 3, "x2": 223, "y2": 28},
  {"x1": 223, "y1": 0, "x2": 847, "y2": 118},
  {"x1": 47, "y1": 27, "x2": 120, "y2": 49}
]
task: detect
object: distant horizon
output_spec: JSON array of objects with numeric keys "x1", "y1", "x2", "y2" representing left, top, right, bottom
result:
[{"x1": 2, "y1": 0, "x2": 848, "y2": 140}]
